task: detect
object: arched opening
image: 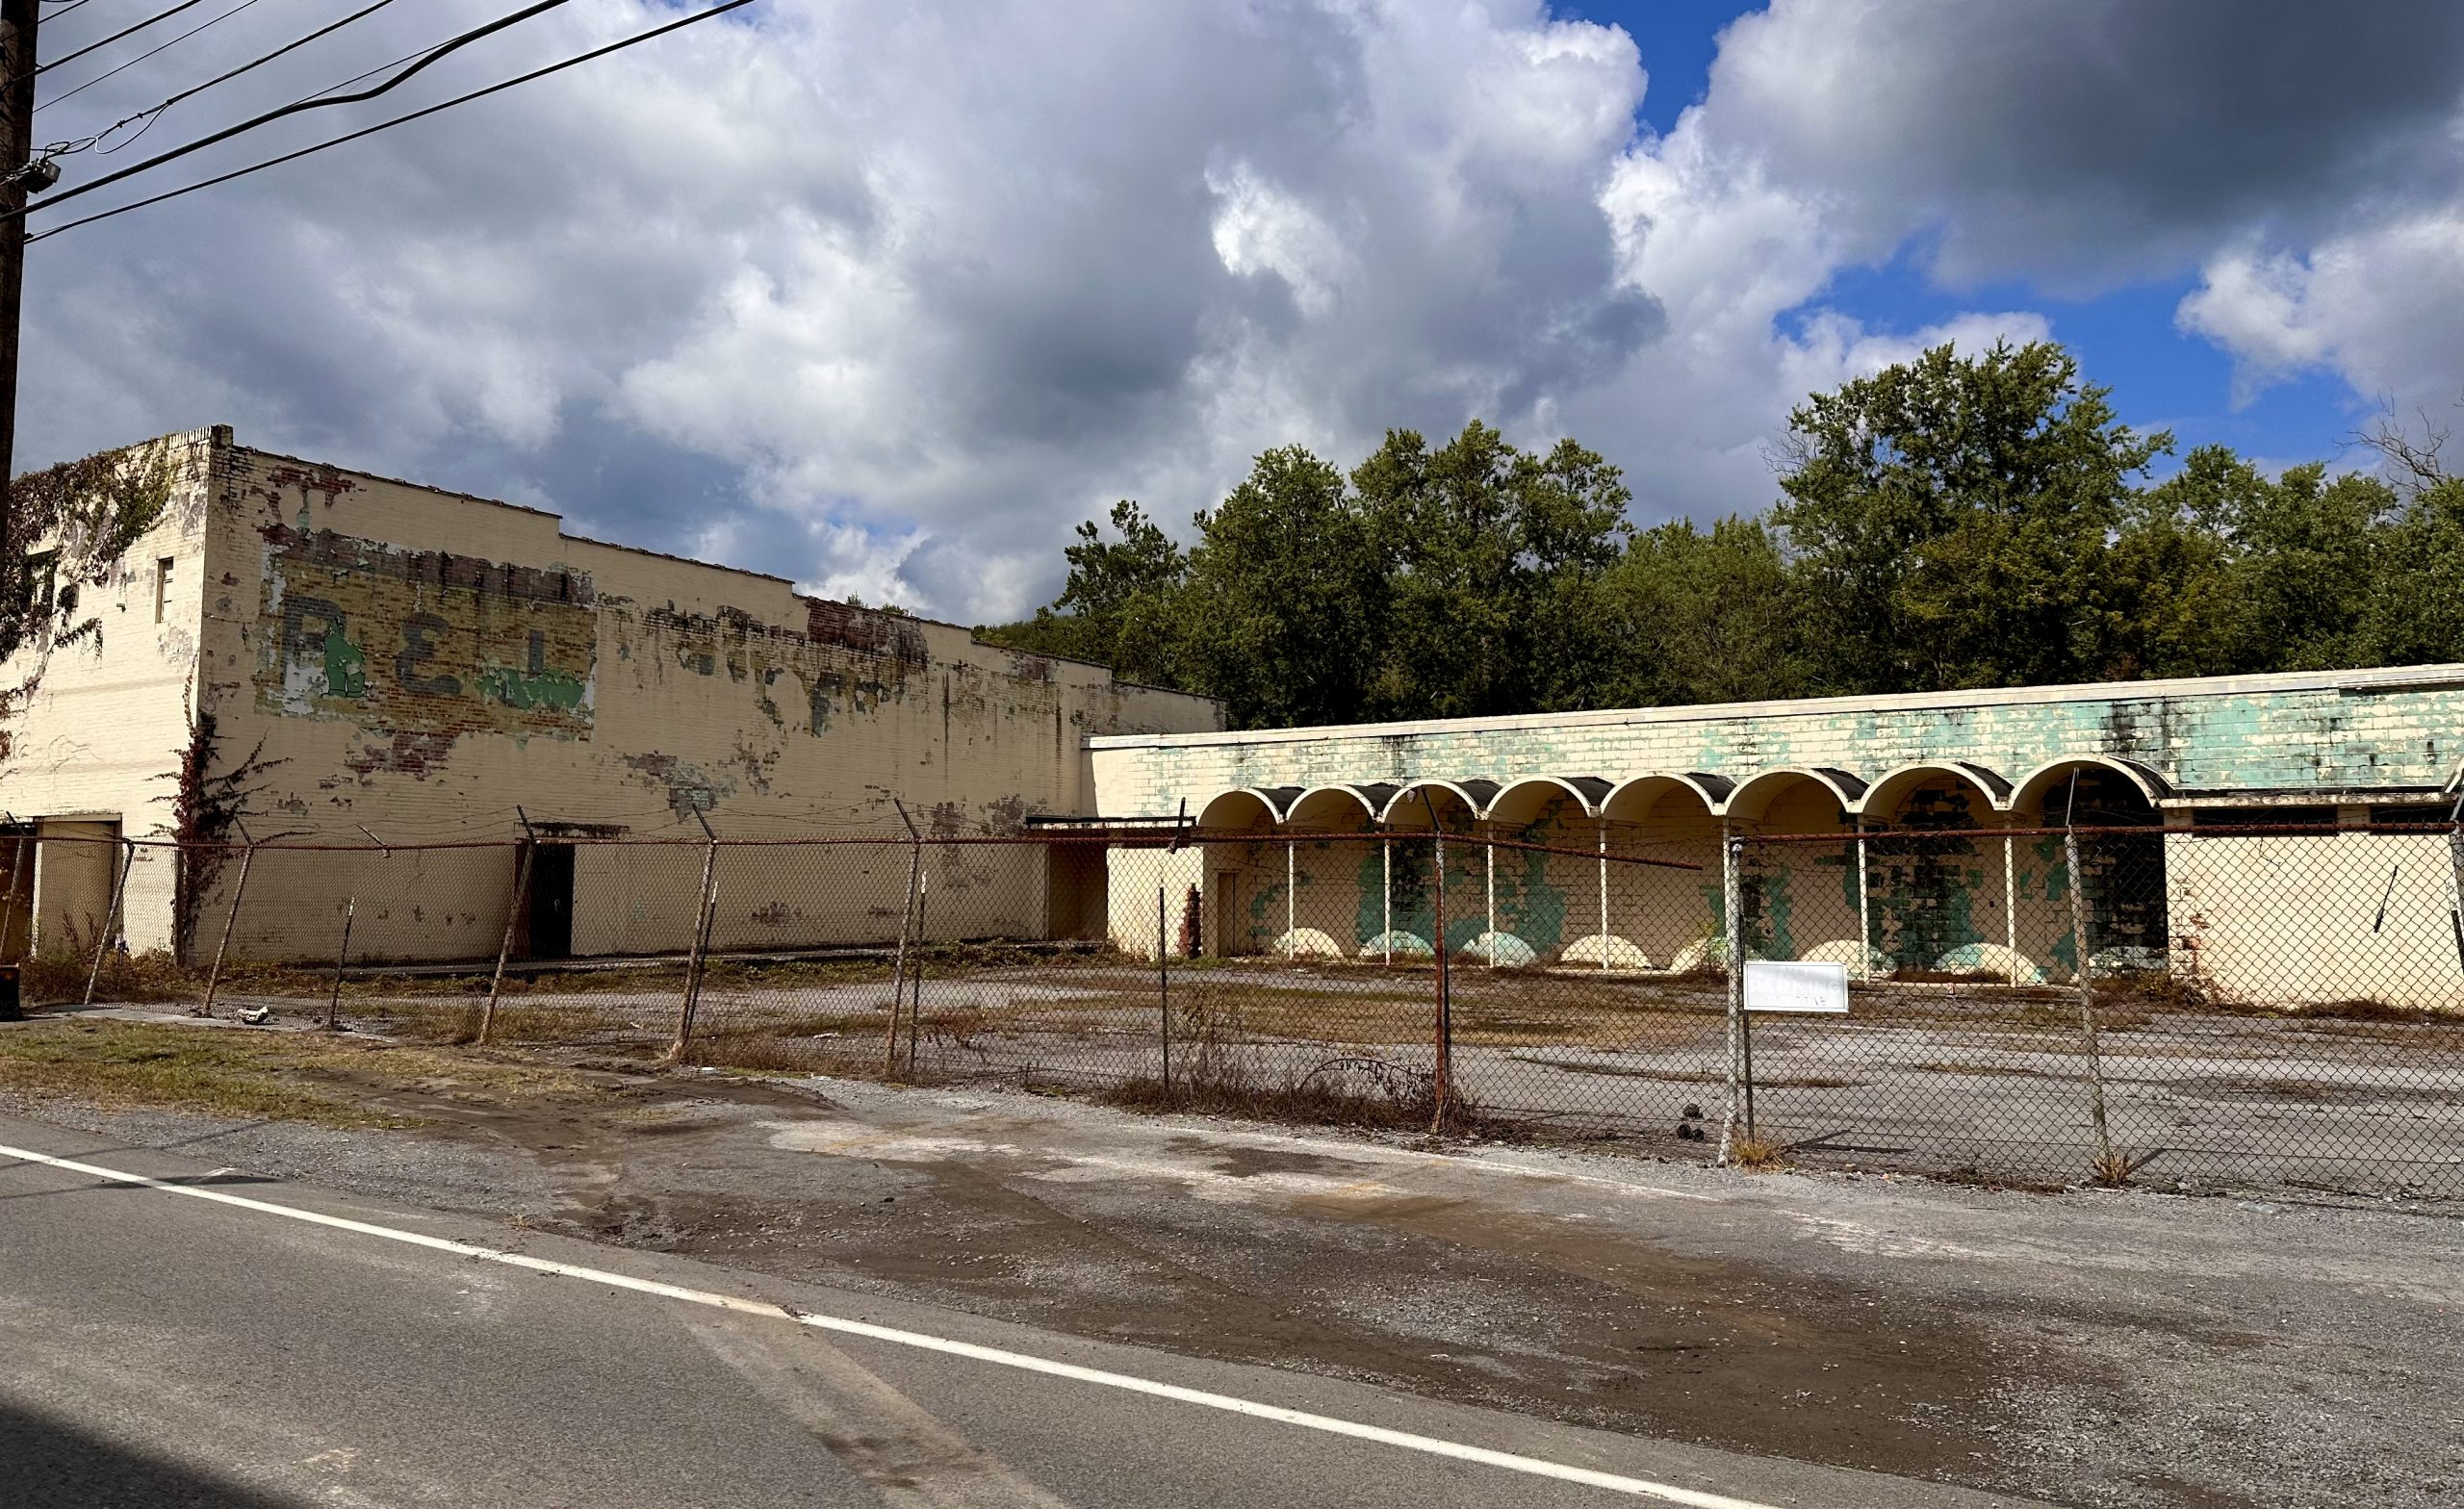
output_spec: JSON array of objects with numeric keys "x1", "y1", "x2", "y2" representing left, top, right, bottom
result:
[
  {"x1": 1195, "y1": 789, "x2": 1287, "y2": 958},
  {"x1": 1376, "y1": 781, "x2": 1487, "y2": 958},
  {"x1": 1278, "y1": 785, "x2": 1384, "y2": 959},
  {"x1": 1477, "y1": 778, "x2": 1608, "y2": 965},
  {"x1": 1719, "y1": 768, "x2": 1865, "y2": 969},
  {"x1": 2010, "y1": 758, "x2": 2169, "y2": 982},
  {"x1": 1596, "y1": 774, "x2": 1728, "y2": 970},
  {"x1": 1859, "y1": 762, "x2": 2023, "y2": 980}
]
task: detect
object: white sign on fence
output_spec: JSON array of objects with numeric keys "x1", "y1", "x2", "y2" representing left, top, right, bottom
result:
[{"x1": 1743, "y1": 959, "x2": 1850, "y2": 1014}]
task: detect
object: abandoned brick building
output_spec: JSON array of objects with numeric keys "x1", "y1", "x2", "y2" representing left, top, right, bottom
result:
[
  {"x1": 8, "y1": 426, "x2": 2463, "y2": 1010},
  {"x1": 0, "y1": 426, "x2": 1222, "y2": 965},
  {"x1": 1089, "y1": 665, "x2": 2464, "y2": 1010}
]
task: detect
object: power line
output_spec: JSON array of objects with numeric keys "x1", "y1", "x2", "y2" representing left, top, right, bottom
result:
[
  {"x1": 23, "y1": 0, "x2": 214, "y2": 83},
  {"x1": 43, "y1": 0, "x2": 406, "y2": 166},
  {"x1": 17, "y1": 0, "x2": 576, "y2": 217},
  {"x1": 40, "y1": 0, "x2": 272, "y2": 119},
  {"x1": 28, "y1": 0, "x2": 758, "y2": 243}
]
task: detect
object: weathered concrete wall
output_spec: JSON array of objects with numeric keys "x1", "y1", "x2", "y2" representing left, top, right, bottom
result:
[
  {"x1": 0, "y1": 429, "x2": 219, "y2": 959},
  {"x1": 1092, "y1": 669, "x2": 2464, "y2": 1006},
  {"x1": 8, "y1": 430, "x2": 1221, "y2": 964},
  {"x1": 1090, "y1": 666, "x2": 2464, "y2": 819}
]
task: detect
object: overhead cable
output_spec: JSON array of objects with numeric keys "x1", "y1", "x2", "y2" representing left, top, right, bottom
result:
[
  {"x1": 49, "y1": 0, "x2": 398, "y2": 122},
  {"x1": 18, "y1": 0, "x2": 578, "y2": 219},
  {"x1": 44, "y1": 0, "x2": 406, "y2": 164},
  {"x1": 28, "y1": 0, "x2": 758, "y2": 243},
  {"x1": 21, "y1": 0, "x2": 216, "y2": 84}
]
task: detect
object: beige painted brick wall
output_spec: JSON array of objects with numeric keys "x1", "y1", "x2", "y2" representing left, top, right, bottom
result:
[{"x1": 0, "y1": 429, "x2": 219, "y2": 958}]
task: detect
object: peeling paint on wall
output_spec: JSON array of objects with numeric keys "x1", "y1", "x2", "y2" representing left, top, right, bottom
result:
[{"x1": 255, "y1": 527, "x2": 595, "y2": 743}]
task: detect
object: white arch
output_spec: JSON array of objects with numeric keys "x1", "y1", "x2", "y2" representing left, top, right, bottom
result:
[
  {"x1": 1857, "y1": 760, "x2": 2015, "y2": 820},
  {"x1": 2008, "y1": 755, "x2": 2171, "y2": 816},
  {"x1": 1484, "y1": 775, "x2": 1609, "y2": 825},
  {"x1": 1719, "y1": 766, "x2": 1867, "y2": 825},
  {"x1": 1195, "y1": 788, "x2": 1288, "y2": 830},
  {"x1": 1377, "y1": 780, "x2": 1492, "y2": 826},
  {"x1": 1285, "y1": 784, "x2": 1381, "y2": 830},
  {"x1": 1599, "y1": 772, "x2": 1729, "y2": 823}
]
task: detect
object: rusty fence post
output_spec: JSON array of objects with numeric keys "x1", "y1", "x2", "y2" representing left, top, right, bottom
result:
[
  {"x1": 1420, "y1": 791, "x2": 1451, "y2": 1134},
  {"x1": 81, "y1": 837, "x2": 136, "y2": 1007},
  {"x1": 325, "y1": 897, "x2": 356, "y2": 1031},
  {"x1": 886, "y1": 800, "x2": 923, "y2": 1078},
  {"x1": 2447, "y1": 787, "x2": 2464, "y2": 973},
  {"x1": 2063, "y1": 776, "x2": 2118, "y2": 1179},
  {"x1": 197, "y1": 821, "x2": 258, "y2": 1019},
  {"x1": 906, "y1": 868, "x2": 933, "y2": 1078},
  {"x1": 1718, "y1": 827, "x2": 1746, "y2": 1164},
  {"x1": 479, "y1": 807, "x2": 537, "y2": 1045},
  {"x1": 326, "y1": 828, "x2": 387, "y2": 1031},
  {"x1": 671, "y1": 810, "x2": 721, "y2": 1061}
]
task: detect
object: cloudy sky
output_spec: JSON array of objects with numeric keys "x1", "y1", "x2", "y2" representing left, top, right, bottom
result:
[{"x1": 22, "y1": 0, "x2": 2464, "y2": 620}]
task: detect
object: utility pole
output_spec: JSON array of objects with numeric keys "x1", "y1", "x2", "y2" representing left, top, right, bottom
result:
[{"x1": 0, "y1": 0, "x2": 37, "y2": 579}]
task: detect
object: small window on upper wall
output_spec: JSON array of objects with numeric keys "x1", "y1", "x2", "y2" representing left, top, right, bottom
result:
[{"x1": 154, "y1": 557, "x2": 173, "y2": 623}]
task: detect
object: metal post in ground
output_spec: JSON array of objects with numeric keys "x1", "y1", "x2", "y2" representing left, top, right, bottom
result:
[
  {"x1": 2063, "y1": 776, "x2": 2118, "y2": 1179},
  {"x1": 1853, "y1": 819, "x2": 1872, "y2": 981},
  {"x1": 670, "y1": 810, "x2": 721, "y2": 1061},
  {"x1": 1381, "y1": 836, "x2": 1392, "y2": 966},
  {"x1": 886, "y1": 800, "x2": 923, "y2": 1078},
  {"x1": 1158, "y1": 881, "x2": 1171, "y2": 1094},
  {"x1": 1596, "y1": 816, "x2": 1610, "y2": 973},
  {"x1": 2003, "y1": 830, "x2": 2020, "y2": 986},
  {"x1": 2446, "y1": 786, "x2": 2464, "y2": 973},
  {"x1": 1484, "y1": 824, "x2": 1498, "y2": 970},
  {"x1": 325, "y1": 896, "x2": 355, "y2": 1032},
  {"x1": 1718, "y1": 828, "x2": 1746, "y2": 1164},
  {"x1": 906, "y1": 869, "x2": 932, "y2": 1078},
  {"x1": 81, "y1": 837, "x2": 136, "y2": 1006},
  {"x1": 1421, "y1": 791, "x2": 1452, "y2": 1134},
  {"x1": 479, "y1": 808, "x2": 538, "y2": 1045},
  {"x1": 197, "y1": 821, "x2": 258, "y2": 1019}
]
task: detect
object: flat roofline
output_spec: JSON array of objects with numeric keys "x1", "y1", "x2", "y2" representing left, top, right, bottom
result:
[
  {"x1": 224, "y1": 435, "x2": 1218, "y2": 709},
  {"x1": 1088, "y1": 663, "x2": 2464, "y2": 751}
]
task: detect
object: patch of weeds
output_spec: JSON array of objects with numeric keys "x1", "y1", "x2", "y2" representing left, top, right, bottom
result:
[
  {"x1": 0, "y1": 1020, "x2": 405, "y2": 1126},
  {"x1": 1101, "y1": 1051, "x2": 1505, "y2": 1137},
  {"x1": 1724, "y1": 1133, "x2": 1786, "y2": 1170},
  {"x1": 19, "y1": 948, "x2": 205, "y2": 1007},
  {"x1": 0, "y1": 1019, "x2": 619, "y2": 1126},
  {"x1": 1912, "y1": 1060, "x2": 2055, "y2": 1080}
]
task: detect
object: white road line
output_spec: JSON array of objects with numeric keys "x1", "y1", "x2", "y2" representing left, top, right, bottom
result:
[{"x1": 1, "y1": 1141, "x2": 1779, "y2": 1509}]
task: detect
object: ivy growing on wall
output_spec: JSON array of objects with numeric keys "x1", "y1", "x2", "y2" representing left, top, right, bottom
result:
[{"x1": 0, "y1": 440, "x2": 180, "y2": 762}]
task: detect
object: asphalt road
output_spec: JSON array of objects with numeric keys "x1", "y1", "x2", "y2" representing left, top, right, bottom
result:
[{"x1": 0, "y1": 1114, "x2": 2035, "y2": 1509}]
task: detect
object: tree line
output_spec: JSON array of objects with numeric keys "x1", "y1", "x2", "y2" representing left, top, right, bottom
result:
[{"x1": 979, "y1": 341, "x2": 2464, "y2": 729}]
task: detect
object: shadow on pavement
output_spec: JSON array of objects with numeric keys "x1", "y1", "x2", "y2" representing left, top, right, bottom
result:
[{"x1": 0, "y1": 1401, "x2": 286, "y2": 1506}]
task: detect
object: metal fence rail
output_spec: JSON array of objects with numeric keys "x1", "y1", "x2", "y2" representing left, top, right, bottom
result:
[{"x1": 5, "y1": 818, "x2": 2461, "y2": 1198}]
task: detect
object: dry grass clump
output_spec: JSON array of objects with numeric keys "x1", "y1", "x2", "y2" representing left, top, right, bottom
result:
[
  {"x1": 1723, "y1": 1133, "x2": 1787, "y2": 1170},
  {"x1": 0, "y1": 1018, "x2": 613, "y2": 1126}
]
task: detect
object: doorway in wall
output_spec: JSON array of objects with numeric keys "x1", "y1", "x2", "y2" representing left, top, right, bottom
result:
[
  {"x1": 1212, "y1": 870, "x2": 1244, "y2": 957},
  {"x1": 525, "y1": 843, "x2": 576, "y2": 959},
  {"x1": 0, "y1": 826, "x2": 31, "y2": 959}
]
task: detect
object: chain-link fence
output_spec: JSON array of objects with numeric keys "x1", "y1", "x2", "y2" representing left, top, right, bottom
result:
[{"x1": 5, "y1": 817, "x2": 2461, "y2": 1198}]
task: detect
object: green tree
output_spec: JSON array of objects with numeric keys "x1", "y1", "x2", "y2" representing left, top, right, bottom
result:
[
  {"x1": 1355, "y1": 422, "x2": 1630, "y2": 718},
  {"x1": 1178, "y1": 446, "x2": 1388, "y2": 729},
  {"x1": 2217, "y1": 462, "x2": 2389, "y2": 672},
  {"x1": 1773, "y1": 340, "x2": 2170, "y2": 693},
  {"x1": 1598, "y1": 516, "x2": 1812, "y2": 706},
  {"x1": 977, "y1": 500, "x2": 1188, "y2": 687}
]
